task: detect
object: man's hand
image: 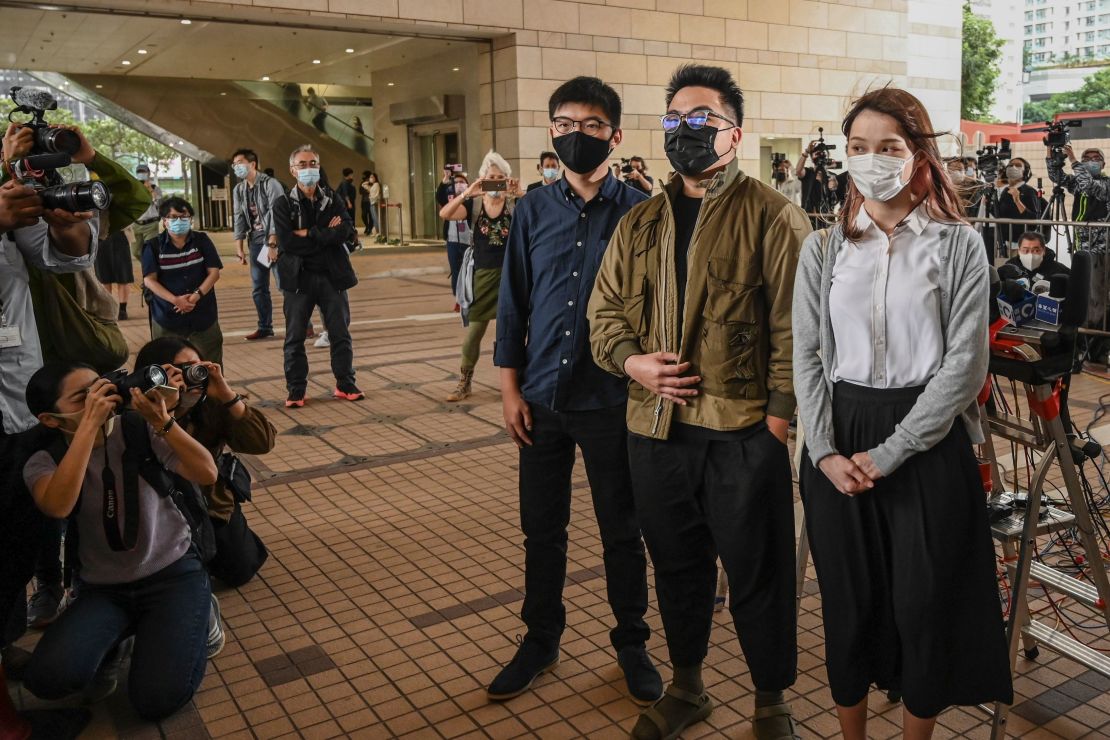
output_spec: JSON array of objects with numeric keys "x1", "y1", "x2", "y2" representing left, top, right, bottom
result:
[
  {"x1": 1064, "y1": 144, "x2": 1077, "y2": 164},
  {"x1": 55, "y1": 125, "x2": 96, "y2": 166},
  {"x1": 43, "y1": 208, "x2": 94, "y2": 254},
  {"x1": 267, "y1": 246, "x2": 279, "y2": 262},
  {"x1": 623, "y1": 352, "x2": 700, "y2": 405},
  {"x1": 327, "y1": 215, "x2": 342, "y2": 228},
  {"x1": 172, "y1": 295, "x2": 195, "y2": 314},
  {"x1": 2, "y1": 122, "x2": 34, "y2": 164},
  {"x1": 235, "y1": 239, "x2": 246, "y2": 265},
  {"x1": 849, "y1": 451, "x2": 883, "y2": 481},
  {"x1": 806, "y1": 140, "x2": 818, "y2": 155},
  {"x1": 503, "y1": 392, "x2": 533, "y2": 448},
  {"x1": 0, "y1": 180, "x2": 43, "y2": 230},
  {"x1": 817, "y1": 454, "x2": 874, "y2": 496},
  {"x1": 766, "y1": 416, "x2": 789, "y2": 445}
]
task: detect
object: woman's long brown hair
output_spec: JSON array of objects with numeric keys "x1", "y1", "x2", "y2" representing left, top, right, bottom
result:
[{"x1": 839, "y1": 87, "x2": 966, "y2": 241}]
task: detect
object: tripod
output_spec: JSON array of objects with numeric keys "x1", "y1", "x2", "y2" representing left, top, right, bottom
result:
[{"x1": 1044, "y1": 171, "x2": 1074, "y2": 253}]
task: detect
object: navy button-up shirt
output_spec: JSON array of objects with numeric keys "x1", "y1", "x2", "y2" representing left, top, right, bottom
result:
[{"x1": 495, "y1": 173, "x2": 648, "y2": 411}]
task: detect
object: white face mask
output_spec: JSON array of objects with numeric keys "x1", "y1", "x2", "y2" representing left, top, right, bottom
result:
[
  {"x1": 950, "y1": 170, "x2": 965, "y2": 184},
  {"x1": 845, "y1": 153, "x2": 914, "y2": 202},
  {"x1": 50, "y1": 409, "x2": 116, "y2": 443},
  {"x1": 1020, "y1": 252, "x2": 1044, "y2": 271},
  {"x1": 1005, "y1": 166, "x2": 1024, "y2": 182}
]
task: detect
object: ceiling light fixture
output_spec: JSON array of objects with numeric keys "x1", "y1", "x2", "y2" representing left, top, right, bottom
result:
[
  {"x1": 177, "y1": 140, "x2": 184, "y2": 145},
  {"x1": 121, "y1": 60, "x2": 131, "y2": 65},
  {"x1": 387, "y1": 82, "x2": 395, "y2": 86},
  {"x1": 452, "y1": 67, "x2": 460, "y2": 71},
  {"x1": 261, "y1": 76, "x2": 270, "y2": 81},
  {"x1": 312, "y1": 59, "x2": 321, "y2": 64},
  {"x1": 137, "y1": 49, "x2": 148, "y2": 54},
  {"x1": 180, "y1": 19, "x2": 192, "y2": 25},
  {"x1": 95, "y1": 84, "x2": 103, "y2": 89},
  {"x1": 345, "y1": 48, "x2": 354, "y2": 53},
  {"x1": 220, "y1": 92, "x2": 227, "y2": 96}
]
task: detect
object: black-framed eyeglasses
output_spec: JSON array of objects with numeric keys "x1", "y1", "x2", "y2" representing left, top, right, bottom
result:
[
  {"x1": 292, "y1": 160, "x2": 319, "y2": 170},
  {"x1": 660, "y1": 109, "x2": 736, "y2": 133},
  {"x1": 551, "y1": 117, "x2": 612, "y2": 136}
]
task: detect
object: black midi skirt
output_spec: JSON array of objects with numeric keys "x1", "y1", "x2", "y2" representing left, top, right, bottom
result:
[
  {"x1": 800, "y1": 381, "x2": 1013, "y2": 718},
  {"x1": 94, "y1": 231, "x2": 135, "y2": 284}
]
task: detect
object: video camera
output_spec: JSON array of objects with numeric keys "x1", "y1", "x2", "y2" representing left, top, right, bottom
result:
[
  {"x1": 811, "y1": 128, "x2": 842, "y2": 171},
  {"x1": 976, "y1": 138, "x2": 1012, "y2": 184},
  {"x1": 6, "y1": 87, "x2": 111, "y2": 212},
  {"x1": 1031, "y1": 119, "x2": 1082, "y2": 170}
]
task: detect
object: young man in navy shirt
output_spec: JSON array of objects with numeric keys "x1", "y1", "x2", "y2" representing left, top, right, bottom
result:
[
  {"x1": 490, "y1": 77, "x2": 659, "y2": 705},
  {"x1": 141, "y1": 197, "x2": 224, "y2": 366}
]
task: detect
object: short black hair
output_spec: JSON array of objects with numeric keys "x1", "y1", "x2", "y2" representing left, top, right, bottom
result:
[
  {"x1": 548, "y1": 76, "x2": 622, "y2": 129},
  {"x1": 159, "y1": 197, "x2": 195, "y2": 218},
  {"x1": 539, "y1": 151, "x2": 559, "y2": 165},
  {"x1": 665, "y1": 64, "x2": 745, "y2": 127},
  {"x1": 26, "y1": 361, "x2": 96, "y2": 417},
  {"x1": 630, "y1": 156, "x2": 646, "y2": 167},
  {"x1": 1018, "y1": 230, "x2": 1047, "y2": 248},
  {"x1": 342, "y1": 167, "x2": 354, "y2": 177},
  {"x1": 135, "y1": 336, "x2": 203, "y2": 369},
  {"x1": 231, "y1": 148, "x2": 258, "y2": 165}
]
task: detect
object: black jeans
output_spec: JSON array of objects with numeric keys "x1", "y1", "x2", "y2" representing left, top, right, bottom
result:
[
  {"x1": 627, "y1": 423, "x2": 797, "y2": 691},
  {"x1": 282, "y1": 271, "x2": 355, "y2": 394},
  {"x1": 519, "y1": 403, "x2": 650, "y2": 652}
]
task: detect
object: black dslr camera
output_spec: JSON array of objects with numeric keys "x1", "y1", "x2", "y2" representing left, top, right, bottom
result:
[
  {"x1": 620, "y1": 158, "x2": 634, "y2": 175},
  {"x1": 976, "y1": 138, "x2": 1012, "y2": 184},
  {"x1": 6, "y1": 87, "x2": 111, "y2": 212},
  {"x1": 176, "y1": 364, "x2": 210, "y2": 391},
  {"x1": 811, "y1": 128, "x2": 843, "y2": 171},
  {"x1": 1034, "y1": 119, "x2": 1082, "y2": 170},
  {"x1": 102, "y1": 365, "x2": 169, "y2": 408}
]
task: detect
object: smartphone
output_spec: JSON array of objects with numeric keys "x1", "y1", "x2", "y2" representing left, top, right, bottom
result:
[
  {"x1": 444, "y1": 163, "x2": 463, "y2": 172},
  {"x1": 481, "y1": 180, "x2": 508, "y2": 192}
]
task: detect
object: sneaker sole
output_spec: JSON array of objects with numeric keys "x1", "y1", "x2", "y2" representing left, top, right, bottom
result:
[
  {"x1": 485, "y1": 657, "x2": 559, "y2": 701},
  {"x1": 207, "y1": 632, "x2": 226, "y2": 659},
  {"x1": 285, "y1": 400, "x2": 305, "y2": 408}
]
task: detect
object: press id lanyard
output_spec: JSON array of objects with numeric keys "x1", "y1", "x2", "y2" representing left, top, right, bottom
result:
[{"x1": 0, "y1": 297, "x2": 23, "y2": 350}]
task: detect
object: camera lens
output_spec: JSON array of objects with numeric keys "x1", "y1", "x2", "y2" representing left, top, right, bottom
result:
[
  {"x1": 39, "y1": 181, "x2": 112, "y2": 212},
  {"x1": 180, "y1": 364, "x2": 209, "y2": 387},
  {"x1": 34, "y1": 126, "x2": 80, "y2": 156},
  {"x1": 143, "y1": 365, "x2": 169, "y2": 389}
]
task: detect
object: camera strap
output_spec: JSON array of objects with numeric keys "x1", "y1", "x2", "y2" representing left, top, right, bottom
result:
[{"x1": 100, "y1": 426, "x2": 141, "y2": 552}]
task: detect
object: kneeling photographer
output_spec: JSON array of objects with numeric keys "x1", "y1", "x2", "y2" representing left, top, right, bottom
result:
[
  {"x1": 135, "y1": 337, "x2": 276, "y2": 587},
  {"x1": 19, "y1": 361, "x2": 218, "y2": 721}
]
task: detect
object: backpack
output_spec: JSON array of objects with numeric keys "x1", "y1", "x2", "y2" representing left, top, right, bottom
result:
[{"x1": 50, "y1": 411, "x2": 217, "y2": 579}]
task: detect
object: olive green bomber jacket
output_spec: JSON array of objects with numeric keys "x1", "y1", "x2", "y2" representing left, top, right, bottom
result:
[{"x1": 587, "y1": 159, "x2": 811, "y2": 440}]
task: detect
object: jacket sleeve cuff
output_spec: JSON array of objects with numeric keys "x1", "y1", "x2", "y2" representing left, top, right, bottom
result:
[
  {"x1": 868, "y1": 443, "x2": 905, "y2": 478},
  {"x1": 610, "y1": 340, "x2": 642, "y2": 377},
  {"x1": 766, "y1": 391, "x2": 796, "y2": 421},
  {"x1": 492, "y1": 337, "x2": 525, "y2": 368},
  {"x1": 805, "y1": 437, "x2": 837, "y2": 469}
]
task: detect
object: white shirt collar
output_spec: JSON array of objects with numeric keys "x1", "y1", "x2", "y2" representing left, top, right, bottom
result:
[{"x1": 854, "y1": 201, "x2": 931, "y2": 238}]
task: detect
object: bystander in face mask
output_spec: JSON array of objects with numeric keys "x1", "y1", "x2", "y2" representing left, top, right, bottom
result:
[
  {"x1": 1020, "y1": 252, "x2": 1044, "y2": 271},
  {"x1": 296, "y1": 168, "x2": 321, "y2": 187},
  {"x1": 166, "y1": 217, "x2": 191, "y2": 236},
  {"x1": 232, "y1": 163, "x2": 250, "y2": 179},
  {"x1": 1005, "y1": 166, "x2": 1024, "y2": 183},
  {"x1": 542, "y1": 167, "x2": 560, "y2": 181},
  {"x1": 1081, "y1": 160, "x2": 1104, "y2": 177}
]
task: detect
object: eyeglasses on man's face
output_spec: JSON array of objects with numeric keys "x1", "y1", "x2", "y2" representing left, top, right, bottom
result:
[
  {"x1": 660, "y1": 109, "x2": 736, "y2": 133},
  {"x1": 292, "y1": 160, "x2": 319, "y2": 170},
  {"x1": 551, "y1": 117, "x2": 612, "y2": 136}
]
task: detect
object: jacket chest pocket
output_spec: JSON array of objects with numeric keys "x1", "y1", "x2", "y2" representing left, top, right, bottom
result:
[
  {"x1": 623, "y1": 276, "x2": 652, "y2": 339},
  {"x1": 700, "y1": 258, "x2": 765, "y2": 399}
]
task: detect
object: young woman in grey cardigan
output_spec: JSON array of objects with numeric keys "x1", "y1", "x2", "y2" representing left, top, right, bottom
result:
[{"x1": 792, "y1": 88, "x2": 1012, "y2": 739}]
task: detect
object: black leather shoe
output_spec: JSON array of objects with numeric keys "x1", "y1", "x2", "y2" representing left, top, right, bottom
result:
[
  {"x1": 618, "y1": 645, "x2": 663, "y2": 705},
  {"x1": 486, "y1": 636, "x2": 559, "y2": 700}
]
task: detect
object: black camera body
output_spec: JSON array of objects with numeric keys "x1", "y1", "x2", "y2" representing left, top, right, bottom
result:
[
  {"x1": 6, "y1": 87, "x2": 111, "y2": 213},
  {"x1": 102, "y1": 365, "x2": 169, "y2": 407},
  {"x1": 1037, "y1": 119, "x2": 1082, "y2": 170},
  {"x1": 177, "y1": 364, "x2": 210, "y2": 390},
  {"x1": 620, "y1": 158, "x2": 634, "y2": 175},
  {"x1": 976, "y1": 138, "x2": 1012, "y2": 184}
]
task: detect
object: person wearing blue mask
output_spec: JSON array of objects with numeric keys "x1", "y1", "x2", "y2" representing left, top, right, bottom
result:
[
  {"x1": 526, "y1": 151, "x2": 561, "y2": 192},
  {"x1": 272, "y1": 145, "x2": 362, "y2": 408},
  {"x1": 230, "y1": 149, "x2": 285, "y2": 341},
  {"x1": 141, "y1": 198, "x2": 224, "y2": 366}
]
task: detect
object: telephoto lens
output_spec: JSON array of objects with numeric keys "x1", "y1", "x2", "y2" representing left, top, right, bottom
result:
[
  {"x1": 34, "y1": 126, "x2": 80, "y2": 156},
  {"x1": 102, "y1": 365, "x2": 170, "y2": 406},
  {"x1": 39, "y1": 181, "x2": 112, "y2": 212},
  {"x1": 179, "y1": 364, "x2": 210, "y2": 388}
]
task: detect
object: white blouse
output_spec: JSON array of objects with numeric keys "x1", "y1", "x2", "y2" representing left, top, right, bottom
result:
[{"x1": 829, "y1": 204, "x2": 947, "y2": 389}]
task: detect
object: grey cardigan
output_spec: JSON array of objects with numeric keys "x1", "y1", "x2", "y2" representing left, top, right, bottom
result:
[{"x1": 792, "y1": 219, "x2": 990, "y2": 475}]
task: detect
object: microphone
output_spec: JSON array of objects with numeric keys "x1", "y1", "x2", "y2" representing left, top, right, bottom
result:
[
  {"x1": 1062, "y1": 251, "x2": 1091, "y2": 327},
  {"x1": 988, "y1": 265, "x2": 1001, "y2": 323},
  {"x1": 998, "y1": 263, "x2": 1023, "y2": 281},
  {"x1": 1049, "y1": 273, "x2": 1068, "y2": 298},
  {"x1": 1032, "y1": 280, "x2": 1051, "y2": 296},
  {"x1": 998, "y1": 279, "x2": 1037, "y2": 327},
  {"x1": 10, "y1": 86, "x2": 58, "y2": 112}
]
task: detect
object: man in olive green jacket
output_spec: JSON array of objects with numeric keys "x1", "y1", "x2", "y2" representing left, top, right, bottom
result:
[{"x1": 587, "y1": 65, "x2": 810, "y2": 740}]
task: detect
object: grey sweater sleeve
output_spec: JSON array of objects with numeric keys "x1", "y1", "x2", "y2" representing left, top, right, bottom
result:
[
  {"x1": 868, "y1": 228, "x2": 990, "y2": 475},
  {"x1": 792, "y1": 230, "x2": 838, "y2": 467}
]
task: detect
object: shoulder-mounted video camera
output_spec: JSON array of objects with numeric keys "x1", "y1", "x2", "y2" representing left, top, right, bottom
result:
[
  {"x1": 6, "y1": 86, "x2": 111, "y2": 212},
  {"x1": 811, "y1": 128, "x2": 842, "y2": 171},
  {"x1": 1030, "y1": 119, "x2": 1082, "y2": 170}
]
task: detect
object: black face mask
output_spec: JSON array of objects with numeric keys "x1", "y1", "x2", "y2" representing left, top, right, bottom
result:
[
  {"x1": 553, "y1": 131, "x2": 612, "y2": 175},
  {"x1": 773, "y1": 170, "x2": 786, "y2": 182},
  {"x1": 665, "y1": 123, "x2": 725, "y2": 177}
]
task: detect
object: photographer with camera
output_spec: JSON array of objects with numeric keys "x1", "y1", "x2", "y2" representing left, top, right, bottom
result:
[
  {"x1": 19, "y1": 360, "x2": 218, "y2": 721},
  {"x1": 797, "y1": 131, "x2": 842, "y2": 227},
  {"x1": 141, "y1": 197, "x2": 223, "y2": 367},
  {"x1": 135, "y1": 337, "x2": 276, "y2": 587},
  {"x1": 622, "y1": 156, "x2": 654, "y2": 195}
]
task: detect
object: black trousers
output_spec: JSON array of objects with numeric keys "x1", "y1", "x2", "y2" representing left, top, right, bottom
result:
[
  {"x1": 628, "y1": 423, "x2": 797, "y2": 691},
  {"x1": 282, "y1": 272, "x2": 355, "y2": 394},
  {"x1": 519, "y1": 404, "x2": 650, "y2": 652},
  {"x1": 800, "y1": 382, "x2": 1013, "y2": 718}
]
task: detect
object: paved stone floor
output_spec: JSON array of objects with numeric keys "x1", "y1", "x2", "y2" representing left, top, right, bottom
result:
[{"x1": 7, "y1": 246, "x2": 1110, "y2": 739}]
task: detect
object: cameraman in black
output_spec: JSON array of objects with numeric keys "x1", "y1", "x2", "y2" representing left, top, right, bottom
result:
[
  {"x1": 1047, "y1": 144, "x2": 1110, "y2": 348},
  {"x1": 796, "y1": 136, "x2": 840, "y2": 227},
  {"x1": 623, "y1": 156, "x2": 654, "y2": 195}
]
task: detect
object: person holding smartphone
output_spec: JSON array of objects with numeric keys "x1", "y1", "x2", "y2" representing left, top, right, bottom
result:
[{"x1": 438, "y1": 151, "x2": 523, "y2": 402}]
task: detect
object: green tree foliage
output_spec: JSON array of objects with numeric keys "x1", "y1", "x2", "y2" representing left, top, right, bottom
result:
[
  {"x1": 1022, "y1": 67, "x2": 1110, "y2": 123},
  {"x1": 962, "y1": 3, "x2": 1004, "y2": 121}
]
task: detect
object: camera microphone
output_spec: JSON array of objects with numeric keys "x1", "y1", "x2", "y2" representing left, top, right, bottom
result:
[
  {"x1": 11, "y1": 86, "x2": 58, "y2": 112},
  {"x1": 10, "y1": 152, "x2": 71, "y2": 178}
]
